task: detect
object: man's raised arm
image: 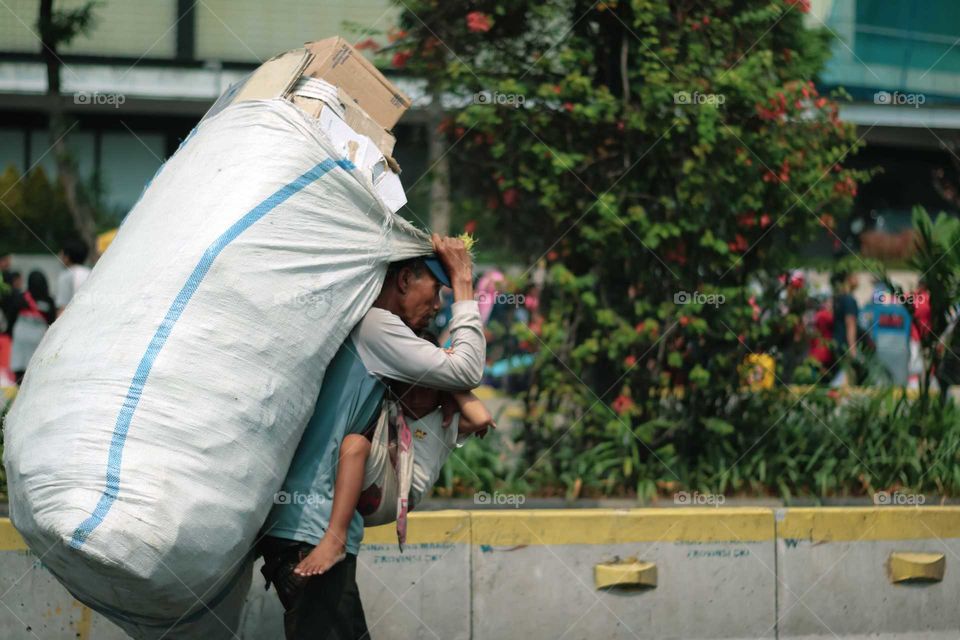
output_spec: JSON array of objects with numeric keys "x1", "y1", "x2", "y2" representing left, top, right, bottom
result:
[{"x1": 355, "y1": 235, "x2": 485, "y2": 390}]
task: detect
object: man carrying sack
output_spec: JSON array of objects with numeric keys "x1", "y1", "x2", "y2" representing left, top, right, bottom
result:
[{"x1": 257, "y1": 234, "x2": 486, "y2": 639}]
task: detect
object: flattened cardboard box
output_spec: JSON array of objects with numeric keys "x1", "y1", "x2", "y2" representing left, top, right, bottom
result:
[
  {"x1": 290, "y1": 90, "x2": 397, "y2": 157},
  {"x1": 232, "y1": 48, "x2": 313, "y2": 104},
  {"x1": 303, "y1": 36, "x2": 412, "y2": 130}
]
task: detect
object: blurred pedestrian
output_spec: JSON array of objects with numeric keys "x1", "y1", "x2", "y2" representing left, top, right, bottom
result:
[
  {"x1": 809, "y1": 300, "x2": 834, "y2": 374},
  {"x1": 908, "y1": 285, "x2": 931, "y2": 389},
  {"x1": 0, "y1": 253, "x2": 16, "y2": 336},
  {"x1": 0, "y1": 253, "x2": 15, "y2": 384},
  {"x1": 56, "y1": 238, "x2": 92, "y2": 316},
  {"x1": 830, "y1": 270, "x2": 859, "y2": 386},
  {"x1": 11, "y1": 271, "x2": 55, "y2": 384}
]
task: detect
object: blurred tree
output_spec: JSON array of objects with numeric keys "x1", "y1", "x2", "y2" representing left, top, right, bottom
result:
[
  {"x1": 893, "y1": 207, "x2": 960, "y2": 410},
  {"x1": 0, "y1": 165, "x2": 77, "y2": 255},
  {"x1": 38, "y1": 0, "x2": 99, "y2": 253},
  {"x1": 389, "y1": 0, "x2": 869, "y2": 497}
]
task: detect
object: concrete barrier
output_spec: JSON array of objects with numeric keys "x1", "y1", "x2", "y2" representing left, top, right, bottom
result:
[
  {"x1": 1, "y1": 507, "x2": 959, "y2": 639},
  {"x1": 0, "y1": 512, "x2": 472, "y2": 640},
  {"x1": 776, "y1": 507, "x2": 960, "y2": 640},
  {"x1": 356, "y1": 511, "x2": 471, "y2": 640},
  {"x1": 470, "y1": 508, "x2": 777, "y2": 640}
]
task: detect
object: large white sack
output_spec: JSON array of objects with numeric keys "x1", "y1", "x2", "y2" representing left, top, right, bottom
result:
[{"x1": 3, "y1": 98, "x2": 431, "y2": 638}]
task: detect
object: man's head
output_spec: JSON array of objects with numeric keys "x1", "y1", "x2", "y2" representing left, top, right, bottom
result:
[
  {"x1": 60, "y1": 239, "x2": 89, "y2": 267},
  {"x1": 0, "y1": 253, "x2": 11, "y2": 273},
  {"x1": 831, "y1": 269, "x2": 858, "y2": 293},
  {"x1": 377, "y1": 257, "x2": 447, "y2": 331}
]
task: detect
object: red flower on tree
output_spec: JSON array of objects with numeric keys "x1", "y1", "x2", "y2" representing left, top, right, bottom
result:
[
  {"x1": 612, "y1": 394, "x2": 635, "y2": 415},
  {"x1": 392, "y1": 51, "x2": 412, "y2": 69},
  {"x1": 354, "y1": 38, "x2": 380, "y2": 51},
  {"x1": 466, "y1": 11, "x2": 492, "y2": 33},
  {"x1": 665, "y1": 243, "x2": 687, "y2": 265},
  {"x1": 728, "y1": 234, "x2": 749, "y2": 253}
]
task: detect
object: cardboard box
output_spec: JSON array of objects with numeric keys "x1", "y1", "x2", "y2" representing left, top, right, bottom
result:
[
  {"x1": 303, "y1": 37, "x2": 412, "y2": 130},
  {"x1": 232, "y1": 48, "x2": 312, "y2": 104},
  {"x1": 289, "y1": 83, "x2": 396, "y2": 157}
]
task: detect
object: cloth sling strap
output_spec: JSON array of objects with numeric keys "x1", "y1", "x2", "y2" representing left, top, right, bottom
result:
[{"x1": 390, "y1": 401, "x2": 414, "y2": 552}]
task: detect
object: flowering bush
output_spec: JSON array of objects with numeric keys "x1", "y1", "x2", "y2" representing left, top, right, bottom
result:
[{"x1": 388, "y1": 0, "x2": 873, "y2": 498}]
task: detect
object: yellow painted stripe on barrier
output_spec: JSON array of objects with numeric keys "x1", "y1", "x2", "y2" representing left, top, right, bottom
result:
[
  {"x1": 0, "y1": 514, "x2": 471, "y2": 550},
  {"x1": 471, "y1": 508, "x2": 775, "y2": 544},
  {"x1": 363, "y1": 511, "x2": 471, "y2": 545},
  {"x1": 778, "y1": 507, "x2": 960, "y2": 542},
  {"x1": 0, "y1": 519, "x2": 28, "y2": 551},
  {"x1": 5, "y1": 508, "x2": 957, "y2": 552}
]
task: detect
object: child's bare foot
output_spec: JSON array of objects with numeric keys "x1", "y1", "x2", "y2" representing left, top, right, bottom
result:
[{"x1": 294, "y1": 535, "x2": 346, "y2": 576}]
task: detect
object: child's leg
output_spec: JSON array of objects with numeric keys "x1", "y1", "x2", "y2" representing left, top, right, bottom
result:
[{"x1": 295, "y1": 434, "x2": 371, "y2": 576}]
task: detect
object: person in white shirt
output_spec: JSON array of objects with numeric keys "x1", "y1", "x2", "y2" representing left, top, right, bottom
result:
[
  {"x1": 258, "y1": 234, "x2": 486, "y2": 639},
  {"x1": 55, "y1": 239, "x2": 92, "y2": 317}
]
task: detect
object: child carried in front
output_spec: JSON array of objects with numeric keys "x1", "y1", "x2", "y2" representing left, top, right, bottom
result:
[{"x1": 293, "y1": 373, "x2": 493, "y2": 576}]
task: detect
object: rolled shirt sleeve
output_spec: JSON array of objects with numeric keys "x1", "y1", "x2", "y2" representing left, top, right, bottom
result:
[{"x1": 354, "y1": 301, "x2": 486, "y2": 391}]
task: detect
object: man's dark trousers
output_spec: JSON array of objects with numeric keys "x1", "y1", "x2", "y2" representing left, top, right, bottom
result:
[{"x1": 257, "y1": 536, "x2": 370, "y2": 640}]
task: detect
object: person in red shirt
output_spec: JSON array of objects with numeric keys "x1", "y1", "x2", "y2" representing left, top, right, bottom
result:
[
  {"x1": 910, "y1": 285, "x2": 931, "y2": 341},
  {"x1": 809, "y1": 303, "x2": 834, "y2": 372}
]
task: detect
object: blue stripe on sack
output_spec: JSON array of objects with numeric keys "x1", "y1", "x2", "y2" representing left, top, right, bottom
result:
[{"x1": 70, "y1": 157, "x2": 355, "y2": 549}]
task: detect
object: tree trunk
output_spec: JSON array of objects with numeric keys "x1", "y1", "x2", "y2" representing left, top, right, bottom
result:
[
  {"x1": 40, "y1": 0, "x2": 97, "y2": 258},
  {"x1": 426, "y1": 88, "x2": 451, "y2": 236}
]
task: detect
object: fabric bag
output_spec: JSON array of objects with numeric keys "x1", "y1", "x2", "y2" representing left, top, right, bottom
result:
[{"x1": 3, "y1": 97, "x2": 429, "y2": 639}]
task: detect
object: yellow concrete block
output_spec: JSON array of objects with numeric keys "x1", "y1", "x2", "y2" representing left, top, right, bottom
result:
[
  {"x1": 888, "y1": 551, "x2": 945, "y2": 583},
  {"x1": 595, "y1": 559, "x2": 657, "y2": 589}
]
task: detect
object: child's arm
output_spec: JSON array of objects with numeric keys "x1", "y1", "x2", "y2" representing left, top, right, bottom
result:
[
  {"x1": 453, "y1": 391, "x2": 495, "y2": 439},
  {"x1": 294, "y1": 434, "x2": 371, "y2": 576}
]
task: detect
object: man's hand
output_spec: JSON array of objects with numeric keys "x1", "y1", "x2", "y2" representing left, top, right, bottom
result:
[
  {"x1": 452, "y1": 391, "x2": 495, "y2": 439},
  {"x1": 432, "y1": 234, "x2": 473, "y2": 302}
]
